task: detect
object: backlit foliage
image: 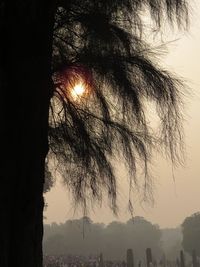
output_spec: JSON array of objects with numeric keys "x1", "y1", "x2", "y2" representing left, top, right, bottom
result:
[{"x1": 48, "y1": 0, "x2": 188, "y2": 213}]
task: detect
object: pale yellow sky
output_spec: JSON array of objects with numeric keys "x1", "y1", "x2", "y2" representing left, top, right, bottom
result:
[{"x1": 45, "y1": 1, "x2": 200, "y2": 228}]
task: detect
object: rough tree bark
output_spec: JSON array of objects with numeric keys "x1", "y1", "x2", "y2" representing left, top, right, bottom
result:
[{"x1": 0, "y1": 1, "x2": 55, "y2": 266}]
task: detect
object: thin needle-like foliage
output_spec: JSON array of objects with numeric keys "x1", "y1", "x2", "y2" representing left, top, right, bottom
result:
[{"x1": 48, "y1": 0, "x2": 188, "y2": 213}]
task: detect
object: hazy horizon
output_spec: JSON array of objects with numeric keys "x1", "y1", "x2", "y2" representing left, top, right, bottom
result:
[{"x1": 44, "y1": 0, "x2": 200, "y2": 229}]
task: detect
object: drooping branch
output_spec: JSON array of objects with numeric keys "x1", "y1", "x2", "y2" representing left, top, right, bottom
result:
[{"x1": 48, "y1": 0, "x2": 188, "y2": 212}]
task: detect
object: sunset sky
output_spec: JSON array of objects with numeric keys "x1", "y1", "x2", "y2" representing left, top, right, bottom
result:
[{"x1": 45, "y1": 0, "x2": 200, "y2": 228}]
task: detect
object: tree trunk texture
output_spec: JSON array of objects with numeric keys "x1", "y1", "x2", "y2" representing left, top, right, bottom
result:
[{"x1": 0, "y1": 1, "x2": 55, "y2": 266}]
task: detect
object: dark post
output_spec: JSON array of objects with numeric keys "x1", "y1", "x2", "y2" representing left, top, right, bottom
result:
[
  {"x1": 192, "y1": 250, "x2": 198, "y2": 267},
  {"x1": 99, "y1": 253, "x2": 104, "y2": 267},
  {"x1": 146, "y1": 248, "x2": 153, "y2": 267},
  {"x1": 180, "y1": 250, "x2": 185, "y2": 267},
  {"x1": 127, "y1": 249, "x2": 134, "y2": 267}
]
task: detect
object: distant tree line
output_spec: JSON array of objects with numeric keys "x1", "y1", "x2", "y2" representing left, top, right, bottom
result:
[
  {"x1": 182, "y1": 212, "x2": 200, "y2": 257},
  {"x1": 44, "y1": 212, "x2": 200, "y2": 262},
  {"x1": 43, "y1": 216, "x2": 162, "y2": 261}
]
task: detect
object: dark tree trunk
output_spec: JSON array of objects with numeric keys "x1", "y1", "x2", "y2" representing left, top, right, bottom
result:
[{"x1": 0, "y1": 1, "x2": 55, "y2": 266}]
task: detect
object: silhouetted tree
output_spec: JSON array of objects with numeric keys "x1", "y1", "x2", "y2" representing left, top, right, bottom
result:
[
  {"x1": 182, "y1": 212, "x2": 200, "y2": 256},
  {"x1": 0, "y1": 1, "x2": 188, "y2": 266}
]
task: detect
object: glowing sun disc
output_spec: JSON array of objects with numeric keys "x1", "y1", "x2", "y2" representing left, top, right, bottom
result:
[{"x1": 71, "y1": 82, "x2": 86, "y2": 100}]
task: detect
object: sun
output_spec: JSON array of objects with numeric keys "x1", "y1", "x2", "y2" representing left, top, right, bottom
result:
[
  {"x1": 71, "y1": 82, "x2": 86, "y2": 100},
  {"x1": 55, "y1": 65, "x2": 93, "y2": 103}
]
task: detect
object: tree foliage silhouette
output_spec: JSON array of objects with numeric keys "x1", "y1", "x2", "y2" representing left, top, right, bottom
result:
[
  {"x1": 0, "y1": 0, "x2": 188, "y2": 266},
  {"x1": 49, "y1": 0, "x2": 188, "y2": 212},
  {"x1": 182, "y1": 212, "x2": 200, "y2": 256}
]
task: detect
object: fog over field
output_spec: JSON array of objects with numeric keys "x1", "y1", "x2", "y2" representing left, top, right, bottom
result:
[{"x1": 43, "y1": 216, "x2": 181, "y2": 260}]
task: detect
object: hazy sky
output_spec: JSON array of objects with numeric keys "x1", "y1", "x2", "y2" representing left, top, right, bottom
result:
[{"x1": 45, "y1": 1, "x2": 200, "y2": 228}]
